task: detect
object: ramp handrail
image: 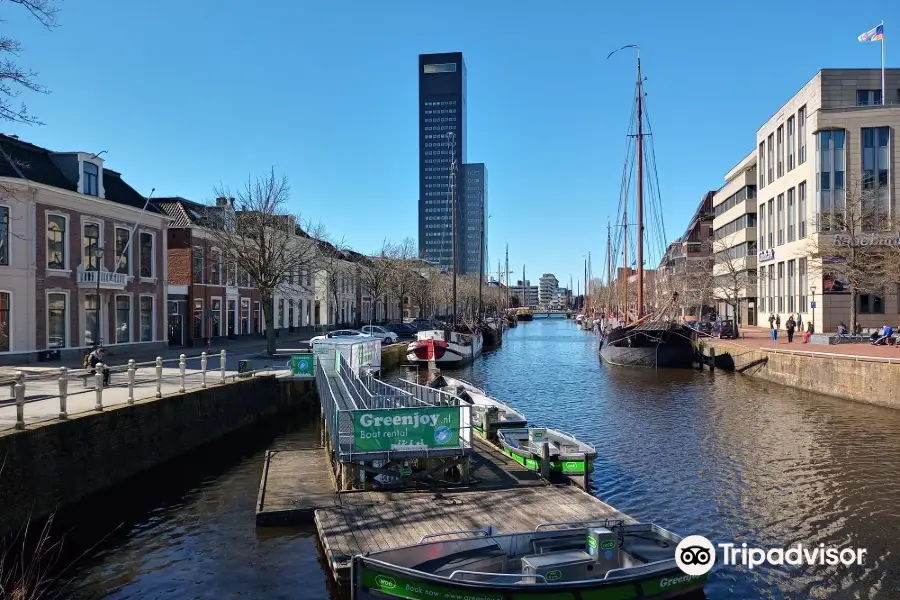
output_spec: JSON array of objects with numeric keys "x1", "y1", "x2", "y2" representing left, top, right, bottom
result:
[{"x1": 419, "y1": 527, "x2": 495, "y2": 543}]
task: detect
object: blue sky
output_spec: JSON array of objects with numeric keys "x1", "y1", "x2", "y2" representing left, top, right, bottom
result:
[{"x1": 6, "y1": 0, "x2": 891, "y2": 290}]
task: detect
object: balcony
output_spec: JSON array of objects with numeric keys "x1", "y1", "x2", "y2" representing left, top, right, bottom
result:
[{"x1": 76, "y1": 265, "x2": 128, "y2": 289}]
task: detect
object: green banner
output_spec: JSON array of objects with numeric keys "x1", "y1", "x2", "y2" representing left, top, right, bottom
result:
[
  {"x1": 352, "y1": 407, "x2": 460, "y2": 451},
  {"x1": 289, "y1": 353, "x2": 314, "y2": 376}
]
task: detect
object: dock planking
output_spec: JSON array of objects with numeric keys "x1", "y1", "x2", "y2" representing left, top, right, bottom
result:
[
  {"x1": 255, "y1": 448, "x2": 338, "y2": 525},
  {"x1": 316, "y1": 486, "x2": 636, "y2": 585}
]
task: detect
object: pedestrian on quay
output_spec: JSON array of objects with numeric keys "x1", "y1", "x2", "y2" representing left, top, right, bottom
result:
[
  {"x1": 775, "y1": 314, "x2": 781, "y2": 330},
  {"x1": 796, "y1": 313, "x2": 803, "y2": 333},
  {"x1": 786, "y1": 315, "x2": 796, "y2": 343},
  {"x1": 88, "y1": 346, "x2": 111, "y2": 386}
]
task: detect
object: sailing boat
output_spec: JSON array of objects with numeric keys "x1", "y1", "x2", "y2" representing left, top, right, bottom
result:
[
  {"x1": 407, "y1": 132, "x2": 484, "y2": 367},
  {"x1": 480, "y1": 216, "x2": 502, "y2": 348},
  {"x1": 599, "y1": 47, "x2": 699, "y2": 369}
]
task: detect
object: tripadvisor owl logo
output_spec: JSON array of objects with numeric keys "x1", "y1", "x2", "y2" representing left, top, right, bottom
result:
[{"x1": 675, "y1": 535, "x2": 715, "y2": 576}]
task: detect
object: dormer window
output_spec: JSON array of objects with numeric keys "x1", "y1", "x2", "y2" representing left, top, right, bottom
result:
[{"x1": 83, "y1": 162, "x2": 99, "y2": 196}]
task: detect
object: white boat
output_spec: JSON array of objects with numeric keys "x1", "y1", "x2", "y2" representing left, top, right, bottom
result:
[
  {"x1": 406, "y1": 329, "x2": 483, "y2": 367},
  {"x1": 427, "y1": 375, "x2": 526, "y2": 438}
]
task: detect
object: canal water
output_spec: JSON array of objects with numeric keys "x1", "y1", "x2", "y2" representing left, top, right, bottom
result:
[{"x1": 49, "y1": 319, "x2": 900, "y2": 599}]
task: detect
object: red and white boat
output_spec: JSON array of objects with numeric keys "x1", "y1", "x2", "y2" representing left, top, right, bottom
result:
[{"x1": 406, "y1": 329, "x2": 484, "y2": 367}]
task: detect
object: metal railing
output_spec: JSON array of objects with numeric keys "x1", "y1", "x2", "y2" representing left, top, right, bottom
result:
[
  {"x1": 1, "y1": 350, "x2": 285, "y2": 431},
  {"x1": 761, "y1": 345, "x2": 900, "y2": 364}
]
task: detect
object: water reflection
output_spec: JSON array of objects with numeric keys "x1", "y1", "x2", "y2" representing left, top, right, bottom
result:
[{"x1": 54, "y1": 319, "x2": 900, "y2": 599}]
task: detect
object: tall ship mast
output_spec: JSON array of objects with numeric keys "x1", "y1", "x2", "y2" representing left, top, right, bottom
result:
[{"x1": 599, "y1": 46, "x2": 698, "y2": 369}]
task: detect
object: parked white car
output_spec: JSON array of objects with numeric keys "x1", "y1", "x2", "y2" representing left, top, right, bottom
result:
[
  {"x1": 309, "y1": 329, "x2": 372, "y2": 343},
  {"x1": 360, "y1": 325, "x2": 400, "y2": 345}
]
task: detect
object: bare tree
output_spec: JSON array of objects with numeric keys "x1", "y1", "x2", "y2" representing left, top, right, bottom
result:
[
  {"x1": 809, "y1": 175, "x2": 893, "y2": 332},
  {"x1": 386, "y1": 237, "x2": 417, "y2": 322},
  {"x1": 314, "y1": 234, "x2": 352, "y2": 328},
  {"x1": 359, "y1": 240, "x2": 394, "y2": 324},
  {"x1": 408, "y1": 269, "x2": 432, "y2": 320},
  {"x1": 711, "y1": 236, "x2": 751, "y2": 335},
  {"x1": 203, "y1": 169, "x2": 322, "y2": 355}
]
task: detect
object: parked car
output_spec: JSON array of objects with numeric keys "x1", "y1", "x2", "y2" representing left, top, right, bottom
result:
[
  {"x1": 409, "y1": 319, "x2": 436, "y2": 331},
  {"x1": 383, "y1": 323, "x2": 417, "y2": 340},
  {"x1": 360, "y1": 325, "x2": 400, "y2": 345},
  {"x1": 309, "y1": 329, "x2": 372, "y2": 343},
  {"x1": 690, "y1": 321, "x2": 713, "y2": 335}
]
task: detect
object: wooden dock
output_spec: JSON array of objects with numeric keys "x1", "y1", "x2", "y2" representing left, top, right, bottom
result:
[{"x1": 255, "y1": 448, "x2": 338, "y2": 525}]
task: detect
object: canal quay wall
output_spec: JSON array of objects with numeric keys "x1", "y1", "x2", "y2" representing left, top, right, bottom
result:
[
  {"x1": 708, "y1": 342, "x2": 900, "y2": 409},
  {"x1": 0, "y1": 375, "x2": 316, "y2": 539}
]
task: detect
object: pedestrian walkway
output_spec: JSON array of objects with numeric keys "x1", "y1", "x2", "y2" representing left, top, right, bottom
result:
[{"x1": 712, "y1": 326, "x2": 900, "y2": 361}]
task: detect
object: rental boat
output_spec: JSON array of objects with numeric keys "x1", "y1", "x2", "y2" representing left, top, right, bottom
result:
[
  {"x1": 427, "y1": 375, "x2": 526, "y2": 439},
  {"x1": 497, "y1": 427, "x2": 596, "y2": 481},
  {"x1": 352, "y1": 520, "x2": 707, "y2": 599},
  {"x1": 407, "y1": 328, "x2": 483, "y2": 368},
  {"x1": 515, "y1": 306, "x2": 534, "y2": 322}
]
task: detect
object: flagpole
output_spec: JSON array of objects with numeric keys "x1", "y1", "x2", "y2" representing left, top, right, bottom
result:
[{"x1": 882, "y1": 21, "x2": 886, "y2": 106}]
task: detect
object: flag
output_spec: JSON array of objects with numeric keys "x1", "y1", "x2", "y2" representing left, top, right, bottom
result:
[{"x1": 858, "y1": 24, "x2": 884, "y2": 42}]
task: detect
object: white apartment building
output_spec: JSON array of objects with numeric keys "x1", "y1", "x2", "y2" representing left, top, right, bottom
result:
[
  {"x1": 712, "y1": 152, "x2": 758, "y2": 326},
  {"x1": 538, "y1": 273, "x2": 559, "y2": 306},
  {"x1": 509, "y1": 280, "x2": 539, "y2": 307},
  {"x1": 755, "y1": 69, "x2": 900, "y2": 332}
]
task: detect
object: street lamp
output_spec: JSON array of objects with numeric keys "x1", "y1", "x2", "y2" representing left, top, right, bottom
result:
[
  {"x1": 94, "y1": 245, "x2": 105, "y2": 348},
  {"x1": 809, "y1": 285, "x2": 817, "y2": 331}
]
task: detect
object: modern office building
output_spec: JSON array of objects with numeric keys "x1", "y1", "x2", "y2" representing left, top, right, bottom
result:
[
  {"x1": 461, "y1": 163, "x2": 486, "y2": 275},
  {"x1": 509, "y1": 280, "x2": 539, "y2": 307},
  {"x1": 712, "y1": 152, "x2": 758, "y2": 326},
  {"x1": 754, "y1": 68, "x2": 900, "y2": 331},
  {"x1": 538, "y1": 273, "x2": 559, "y2": 305},
  {"x1": 419, "y1": 52, "x2": 466, "y2": 270}
]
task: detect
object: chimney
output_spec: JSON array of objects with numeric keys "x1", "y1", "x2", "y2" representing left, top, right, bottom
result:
[
  {"x1": 229, "y1": 197, "x2": 235, "y2": 209},
  {"x1": 215, "y1": 196, "x2": 228, "y2": 207}
]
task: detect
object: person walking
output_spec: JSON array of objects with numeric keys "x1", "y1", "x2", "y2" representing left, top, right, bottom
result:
[
  {"x1": 88, "y1": 346, "x2": 111, "y2": 386},
  {"x1": 786, "y1": 316, "x2": 796, "y2": 343}
]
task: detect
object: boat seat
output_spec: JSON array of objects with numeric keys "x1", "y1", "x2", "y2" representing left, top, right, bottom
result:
[
  {"x1": 413, "y1": 541, "x2": 508, "y2": 577},
  {"x1": 532, "y1": 534, "x2": 584, "y2": 554},
  {"x1": 620, "y1": 534, "x2": 676, "y2": 564}
]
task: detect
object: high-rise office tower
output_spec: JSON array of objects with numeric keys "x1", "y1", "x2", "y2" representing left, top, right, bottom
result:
[
  {"x1": 461, "y1": 163, "x2": 487, "y2": 275},
  {"x1": 418, "y1": 52, "x2": 466, "y2": 270}
]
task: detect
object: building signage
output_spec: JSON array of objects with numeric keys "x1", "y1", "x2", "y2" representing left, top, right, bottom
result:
[
  {"x1": 832, "y1": 233, "x2": 900, "y2": 247},
  {"x1": 289, "y1": 353, "x2": 314, "y2": 377},
  {"x1": 758, "y1": 249, "x2": 775, "y2": 262},
  {"x1": 351, "y1": 407, "x2": 460, "y2": 452}
]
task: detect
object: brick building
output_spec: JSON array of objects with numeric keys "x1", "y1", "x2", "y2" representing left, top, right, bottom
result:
[{"x1": 0, "y1": 134, "x2": 169, "y2": 365}]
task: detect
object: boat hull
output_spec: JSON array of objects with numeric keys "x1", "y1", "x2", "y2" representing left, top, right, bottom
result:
[
  {"x1": 599, "y1": 326, "x2": 698, "y2": 369},
  {"x1": 516, "y1": 313, "x2": 534, "y2": 322},
  {"x1": 482, "y1": 324, "x2": 501, "y2": 347},
  {"x1": 406, "y1": 330, "x2": 483, "y2": 367},
  {"x1": 352, "y1": 556, "x2": 707, "y2": 600}
]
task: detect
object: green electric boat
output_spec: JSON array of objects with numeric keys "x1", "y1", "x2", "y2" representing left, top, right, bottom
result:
[
  {"x1": 497, "y1": 427, "x2": 596, "y2": 478},
  {"x1": 351, "y1": 520, "x2": 707, "y2": 599}
]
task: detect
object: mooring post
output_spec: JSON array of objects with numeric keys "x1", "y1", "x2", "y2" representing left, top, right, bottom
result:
[
  {"x1": 127, "y1": 359, "x2": 136, "y2": 404},
  {"x1": 539, "y1": 441, "x2": 551, "y2": 480},
  {"x1": 179, "y1": 354, "x2": 187, "y2": 393},
  {"x1": 14, "y1": 371, "x2": 25, "y2": 430},
  {"x1": 200, "y1": 352, "x2": 208, "y2": 388},
  {"x1": 155, "y1": 356, "x2": 163, "y2": 398},
  {"x1": 58, "y1": 367, "x2": 68, "y2": 419},
  {"x1": 707, "y1": 346, "x2": 716, "y2": 371},
  {"x1": 340, "y1": 462, "x2": 352, "y2": 491},
  {"x1": 220, "y1": 349, "x2": 227, "y2": 383},
  {"x1": 94, "y1": 363, "x2": 104, "y2": 410}
]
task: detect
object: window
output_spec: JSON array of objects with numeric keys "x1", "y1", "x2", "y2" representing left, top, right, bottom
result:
[
  {"x1": 278, "y1": 299, "x2": 285, "y2": 328},
  {"x1": 787, "y1": 260, "x2": 795, "y2": 312},
  {"x1": 787, "y1": 116, "x2": 795, "y2": 171},
  {"x1": 767, "y1": 133, "x2": 774, "y2": 183},
  {"x1": 799, "y1": 258, "x2": 808, "y2": 312},
  {"x1": 192, "y1": 247, "x2": 205, "y2": 284},
  {"x1": 767, "y1": 199, "x2": 774, "y2": 248},
  {"x1": 799, "y1": 181, "x2": 807, "y2": 238},
  {"x1": 83, "y1": 162, "x2": 99, "y2": 197},
  {"x1": 857, "y1": 90, "x2": 882, "y2": 106},
  {"x1": 140, "y1": 296, "x2": 154, "y2": 342},
  {"x1": 798, "y1": 106, "x2": 807, "y2": 165},
  {"x1": 84, "y1": 294, "x2": 99, "y2": 347},
  {"x1": 0, "y1": 206, "x2": 8, "y2": 266},
  {"x1": 241, "y1": 298, "x2": 251, "y2": 334},
  {"x1": 862, "y1": 127, "x2": 890, "y2": 227},
  {"x1": 0, "y1": 291, "x2": 9, "y2": 351},
  {"x1": 226, "y1": 258, "x2": 236, "y2": 287},
  {"x1": 777, "y1": 262, "x2": 784, "y2": 313},
  {"x1": 785, "y1": 188, "x2": 795, "y2": 243},
  {"x1": 193, "y1": 299, "x2": 204, "y2": 338},
  {"x1": 758, "y1": 142, "x2": 765, "y2": 189},
  {"x1": 115, "y1": 227, "x2": 130, "y2": 274},
  {"x1": 817, "y1": 130, "x2": 846, "y2": 228},
  {"x1": 776, "y1": 125, "x2": 784, "y2": 177},
  {"x1": 115, "y1": 295, "x2": 131, "y2": 343},
  {"x1": 83, "y1": 222, "x2": 101, "y2": 271},
  {"x1": 859, "y1": 294, "x2": 885, "y2": 314},
  {"x1": 139, "y1": 232, "x2": 154, "y2": 278},
  {"x1": 47, "y1": 293, "x2": 66, "y2": 349},
  {"x1": 776, "y1": 194, "x2": 784, "y2": 245},
  {"x1": 768, "y1": 265, "x2": 775, "y2": 313},
  {"x1": 47, "y1": 214, "x2": 67, "y2": 270},
  {"x1": 253, "y1": 301, "x2": 260, "y2": 334},
  {"x1": 211, "y1": 298, "x2": 222, "y2": 337},
  {"x1": 758, "y1": 204, "x2": 766, "y2": 250},
  {"x1": 209, "y1": 249, "x2": 222, "y2": 285},
  {"x1": 758, "y1": 268, "x2": 766, "y2": 313}
]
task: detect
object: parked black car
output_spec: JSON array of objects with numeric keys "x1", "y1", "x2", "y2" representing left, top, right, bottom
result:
[{"x1": 383, "y1": 323, "x2": 417, "y2": 340}]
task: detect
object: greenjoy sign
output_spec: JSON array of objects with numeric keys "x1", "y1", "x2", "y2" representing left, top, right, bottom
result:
[
  {"x1": 352, "y1": 407, "x2": 460, "y2": 451},
  {"x1": 833, "y1": 233, "x2": 900, "y2": 247}
]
